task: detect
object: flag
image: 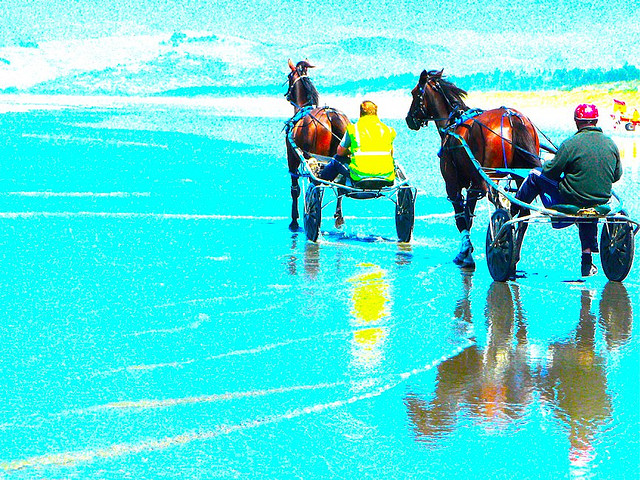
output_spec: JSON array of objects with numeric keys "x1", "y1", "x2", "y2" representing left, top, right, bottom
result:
[{"x1": 613, "y1": 99, "x2": 626, "y2": 114}]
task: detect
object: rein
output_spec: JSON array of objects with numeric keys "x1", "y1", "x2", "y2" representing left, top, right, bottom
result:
[{"x1": 414, "y1": 75, "x2": 558, "y2": 161}]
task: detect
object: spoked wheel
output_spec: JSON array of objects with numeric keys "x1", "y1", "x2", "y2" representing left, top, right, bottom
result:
[
  {"x1": 395, "y1": 187, "x2": 415, "y2": 243},
  {"x1": 600, "y1": 219, "x2": 635, "y2": 282},
  {"x1": 486, "y1": 209, "x2": 515, "y2": 282},
  {"x1": 303, "y1": 184, "x2": 323, "y2": 242}
]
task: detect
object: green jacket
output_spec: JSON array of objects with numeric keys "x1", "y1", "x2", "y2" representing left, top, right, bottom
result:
[{"x1": 543, "y1": 126, "x2": 622, "y2": 206}]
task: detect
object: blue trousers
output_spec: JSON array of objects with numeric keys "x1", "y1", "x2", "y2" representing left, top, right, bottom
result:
[
  {"x1": 515, "y1": 168, "x2": 598, "y2": 252},
  {"x1": 319, "y1": 156, "x2": 350, "y2": 181}
]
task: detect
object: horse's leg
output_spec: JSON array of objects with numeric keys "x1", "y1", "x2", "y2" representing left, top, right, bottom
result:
[
  {"x1": 450, "y1": 193, "x2": 474, "y2": 268},
  {"x1": 286, "y1": 141, "x2": 301, "y2": 231},
  {"x1": 455, "y1": 189, "x2": 484, "y2": 268},
  {"x1": 290, "y1": 177, "x2": 300, "y2": 231},
  {"x1": 510, "y1": 179, "x2": 531, "y2": 273},
  {"x1": 442, "y1": 156, "x2": 472, "y2": 266}
]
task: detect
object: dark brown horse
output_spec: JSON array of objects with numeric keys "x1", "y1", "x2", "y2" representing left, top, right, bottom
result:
[
  {"x1": 406, "y1": 69, "x2": 541, "y2": 268},
  {"x1": 285, "y1": 59, "x2": 350, "y2": 230}
]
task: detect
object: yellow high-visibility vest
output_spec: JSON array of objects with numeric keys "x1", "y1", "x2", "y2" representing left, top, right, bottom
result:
[{"x1": 347, "y1": 115, "x2": 396, "y2": 182}]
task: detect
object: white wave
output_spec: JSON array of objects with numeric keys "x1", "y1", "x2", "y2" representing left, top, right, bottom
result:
[
  {"x1": 0, "y1": 211, "x2": 289, "y2": 220},
  {"x1": 21, "y1": 132, "x2": 168, "y2": 149},
  {"x1": 4, "y1": 191, "x2": 151, "y2": 198},
  {"x1": 0, "y1": 340, "x2": 474, "y2": 472},
  {"x1": 91, "y1": 382, "x2": 345, "y2": 411}
]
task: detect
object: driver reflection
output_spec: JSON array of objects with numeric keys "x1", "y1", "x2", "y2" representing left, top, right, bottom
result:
[
  {"x1": 538, "y1": 289, "x2": 614, "y2": 472},
  {"x1": 598, "y1": 281, "x2": 633, "y2": 350},
  {"x1": 348, "y1": 263, "x2": 391, "y2": 373}
]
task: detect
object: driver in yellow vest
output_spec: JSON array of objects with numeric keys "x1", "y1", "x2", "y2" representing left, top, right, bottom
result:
[{"x1": 319, "y1": 100, "x2": 396, "y2": 183}]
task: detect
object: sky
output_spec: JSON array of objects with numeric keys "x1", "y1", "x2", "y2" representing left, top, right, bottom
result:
[
  {"x1": 2, "y1": 0, "x2": 638, "y2": 47},
  {"x1": 0, "y1": 0, "x2": 637, "y2": 94}
]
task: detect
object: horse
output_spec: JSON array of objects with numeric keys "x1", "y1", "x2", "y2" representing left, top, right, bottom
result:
[
  {"x1": 284, "y1": 59, "x2": 350, "y2": 231},
  {"x1": 406, "y1": 69, "x2": 541, "y2": 268}
]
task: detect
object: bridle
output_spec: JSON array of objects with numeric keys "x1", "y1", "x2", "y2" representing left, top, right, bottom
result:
[
  {"x1": 409, "y1": 76, "x2": 461, "y2": 127},
  {"x1": 285, "y1": 68, "x2": 312, "y2": 109}
]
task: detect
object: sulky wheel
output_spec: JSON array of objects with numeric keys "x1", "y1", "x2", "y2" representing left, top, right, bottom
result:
[
  {"x1": 600, "y1": 219, "x2": 635, "y2": 282},
  {"x1": 395, "y1": 187, "x2": 415, "y2": 243},
  {"x1": 303, "y1": 184, "x2": 323, "y2": 242},
  {"x1": 486, "y1": 209, "x2": 515, "y2": 282}
]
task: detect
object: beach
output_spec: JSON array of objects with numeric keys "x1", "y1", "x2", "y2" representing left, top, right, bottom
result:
[{"x1": 0, "y1": 97, "x2": 637, "y2": 478}]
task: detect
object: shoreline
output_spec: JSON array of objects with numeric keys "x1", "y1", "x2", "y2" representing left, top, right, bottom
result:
[{"x1": 0, "y1": 86, "x2": 638, "y2": 126}]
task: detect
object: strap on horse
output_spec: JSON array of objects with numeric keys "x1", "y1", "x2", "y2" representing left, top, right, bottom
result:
[
  {"x1": 438, "y1": 108, "x2": 484, "y2": 158},
  {"x1": 283, "y1": 105, "x2": 316, "y2": 135}
]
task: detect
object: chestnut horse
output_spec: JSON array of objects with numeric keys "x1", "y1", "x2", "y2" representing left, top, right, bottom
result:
[
  {"x1": 406, "y1": 69, "x2": 541, "y2": 268},
  {"x1": 284, "y1": 59, "x2": 350, "y2": 231}
]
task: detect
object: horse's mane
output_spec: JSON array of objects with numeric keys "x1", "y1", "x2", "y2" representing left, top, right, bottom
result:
[
  {"x1": 299, "y1": 75, "x2": 319, "y2": 106},
  {"x1": 425, "y1": 71, "x2": 469, "y2": 110}
]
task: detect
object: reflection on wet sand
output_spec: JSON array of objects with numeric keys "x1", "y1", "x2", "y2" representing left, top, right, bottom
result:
[
  {"x1": 453, "y1": 270, "x2": 473, "y2": 332},
  {"x1": 538, "y1": 289, "x2": 610, "y2": 471},
  {"x1": 286, "y1": 233, "x2": 299, "y2": 276},
  {"x1": 286, "y1": 234, "x2": 322, "y2": 278},
  {"x1": 405, "y1": 281, "x2": 633, "y2": 475},
  {"x1": 405, "y1": 280, "x2": 532, "y2": 440},
  {"x1": 395, "y1": 242, "x2": 413, "y2": 266},
  {"x1": 539, "y1": 283, "x2": 632, "y2": 473},
  {"x1": 481, "y1": 282, "x2": 532, "y2": 421},
  {"x1": 599, "y1": 281, "x2": 633, "y2": 350},
  {"x1": 348, "y1": 263, "x2": 391, "y2": 373},
  {"x1": 303, "y1": 241, "x2": 320, "y2": 278}
]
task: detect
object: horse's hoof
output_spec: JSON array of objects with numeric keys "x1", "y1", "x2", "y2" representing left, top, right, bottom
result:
[
  {"x1": 289, "y1": 221, "x2": 299, "y2": 232},
  {"x1": 334, "y1": 215, "x2": 344, "y2": 229}
]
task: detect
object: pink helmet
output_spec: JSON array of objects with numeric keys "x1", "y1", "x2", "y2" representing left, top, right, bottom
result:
[{"x1": 574, "y1": 104, "x2": 599, "y2": 120}]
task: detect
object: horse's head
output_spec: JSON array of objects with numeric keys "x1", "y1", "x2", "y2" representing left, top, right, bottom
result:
[
  {"x1": 406, "y1": 69, "x2": 444, "y2": 130},
  {"x1": 285, "y1": 59, "x2": 319, "y2": 110}
]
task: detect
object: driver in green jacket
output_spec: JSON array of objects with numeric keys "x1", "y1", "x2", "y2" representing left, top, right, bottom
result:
[{"x1": 514, "y1": 103, "x2": 622, "y2": 277}]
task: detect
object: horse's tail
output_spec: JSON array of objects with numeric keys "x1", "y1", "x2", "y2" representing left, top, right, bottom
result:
[{"x1": 511, "y1": 114, "x2": 541, "y2": 168}]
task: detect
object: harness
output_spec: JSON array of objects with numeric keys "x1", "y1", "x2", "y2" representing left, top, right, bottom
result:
[
  {"x1": 438, "y1": 108, "x2": 484, "y2": 159},
  {"x1": 284, "y1": 106, "x2": 346, "y2": 179},
  {"x1": 283, "y1": 105, "x2": 316, "y2": 136}
]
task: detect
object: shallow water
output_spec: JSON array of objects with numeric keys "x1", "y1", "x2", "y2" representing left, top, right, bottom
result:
[{"x1": 0, "y1": 101, "x2": 638, "y2": 479}]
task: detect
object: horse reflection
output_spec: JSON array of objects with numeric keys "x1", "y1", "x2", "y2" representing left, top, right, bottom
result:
[
  {"x1": 286, "y1": 234, "x2": 299, "y2": 276},
  {"x1": 405, "y1": 281, "x2": 533, "y2": 440},
  {"x1": 348, "y1": 263, "x2": 391, "y2": 373},
  {"x1": 537, "y1": 289, "x2": 612, "y2": 472},
  {"x1": 453, "y1": 270, "x2": 473, "y2": 331}
]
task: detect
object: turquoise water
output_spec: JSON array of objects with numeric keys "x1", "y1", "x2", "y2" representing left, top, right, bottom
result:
[{"x1": 0, "y1": 101, "x2": 638, "y2": 479}]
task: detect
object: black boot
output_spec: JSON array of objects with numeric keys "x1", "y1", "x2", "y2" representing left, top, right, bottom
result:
[{"x1": 581, "y1": 253, "x2": 598, "y2": 277}]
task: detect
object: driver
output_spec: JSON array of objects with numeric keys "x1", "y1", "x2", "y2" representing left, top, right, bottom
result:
[
  {"x1": 319, "y1": 100, "x2": 396, "y2": 184},
  {"x1": 513, "y1": 103, "x2": 622, "y2": 277}
]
